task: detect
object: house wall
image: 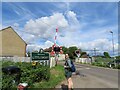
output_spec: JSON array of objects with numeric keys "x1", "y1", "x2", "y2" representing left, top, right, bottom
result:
[
  {"x1": 0, "y1": 31, "x2": 2, "y2": 56},
  {"x1": 0, "y1": 27, "x2": 26, "y2": 57}
]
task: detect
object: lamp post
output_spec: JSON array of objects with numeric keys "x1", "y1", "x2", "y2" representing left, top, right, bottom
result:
[
  {"x1": 109, "y1": 31, "x2": 114, "y2": 57},
  {"x1": 109, "y1": 31, "x2": 115, "y2": 68}
]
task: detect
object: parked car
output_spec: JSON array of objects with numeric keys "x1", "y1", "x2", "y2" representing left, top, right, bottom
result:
[
  {"x1": 107, "y1": 59, "x2": 120, "y2": 68},
  {"x1": 107, "y1": 61, "x2": 115, "y2": 68}
]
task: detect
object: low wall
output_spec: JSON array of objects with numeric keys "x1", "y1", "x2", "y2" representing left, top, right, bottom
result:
[
  {"x1": 13, "y1": 56, "x2": 31, "y2": 62},
  {"x1": 58, "y1": 54, "x2": 65, "y2": 61},
  {"x1": 1, "y1": 56, "x2": 31, "y2": 62},
  {"x1": 1, "y1": 56, "x2": 56, "y2": 68}
]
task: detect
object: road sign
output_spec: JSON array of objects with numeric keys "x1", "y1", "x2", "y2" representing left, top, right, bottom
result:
[
  {"x1": 32, "y1": 52, "x2": 49, "y2": 61},
  {"x1": 75, "y1": 50, "x2": 81, "y2": 58}
]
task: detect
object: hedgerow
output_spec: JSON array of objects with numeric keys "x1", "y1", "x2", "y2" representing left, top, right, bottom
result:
[{"x1": 2, "y1": 61, "x2": 50, "y2": 89}]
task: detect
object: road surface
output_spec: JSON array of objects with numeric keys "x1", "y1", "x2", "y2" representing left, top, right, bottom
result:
[{"x1": 56, "y1": 62, "x2": 119, "y2": 89}]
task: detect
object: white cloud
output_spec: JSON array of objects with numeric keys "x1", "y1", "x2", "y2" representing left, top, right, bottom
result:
[
  {"x1": 78, "y1": 39, "x2": 118, "y2": 56},
  {"x1": 58, "y1": 33, "x2": 118, "y2": 56},
  {"x1": 67, "y1": 11, "x2": 78, "y2": 24},
  {"x1": 24, "y1": 13, "x2": 69, "y2": 39},
  {"x1": 66, "y1": 11, "x2": 80, "y2": 31},
  {"x1": 27, "y1": 44, "x2": 42, "y2": 52},
  {"x1": 13, "y1": 23, "x2": 19, "y2": 27},
  {"x1": 44, "y1": 40, "x2": 54, "y2": 48},
  {"x1": 23, "y1": 34, "x2": 36, "y2": 44},
  {"x1": 22, "y1": 10, "x2": 118, "y2": 56},
  {"x1": 24, "y1": 11, "x2": 80, "y2": 42},
  {"x1": 24, "y1": 11, "x2": 81, "y2": 48},
  {"x1": 27, "y1": 40, "x2": 54, "y2": 51}
]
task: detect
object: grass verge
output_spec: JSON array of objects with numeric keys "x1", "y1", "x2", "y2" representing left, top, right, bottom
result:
[{"x1": 33, "y1": 65, "x2": 65, "y2": 88}]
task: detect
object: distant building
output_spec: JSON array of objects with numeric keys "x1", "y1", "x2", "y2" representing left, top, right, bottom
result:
[{"x1": 0, "y1": 26, "x2": 27, "y2": 57}]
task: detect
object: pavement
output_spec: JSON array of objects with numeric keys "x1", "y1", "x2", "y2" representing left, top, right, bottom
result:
[{"x1": 56, "y1": 62, "x2": 119, "y2": 89}]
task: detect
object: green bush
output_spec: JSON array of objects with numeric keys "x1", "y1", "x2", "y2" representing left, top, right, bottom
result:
[
  {"x1": 91, "y1": 62, "x2": 95, "y2": 65},
  {"x1": 117, "y1": 65, "x2": 120, "y2": 69},
  {"x1": 2, "y1": 74, "x2": 17, "y2": 89},
  {"x1": 94, "y1": 57, "x2": 113, "y2": 63},
  {"x1": 101, "y1": 64, "x2": 107, "y2": 67},
  {"x1": 114, "y1": 65, "x2": 120, "y2": 69},
  {"x1": 91, "y1": 62, "x2": 107, "y2": 67},
  {"x1": 2, "y1": 61, "x2": 50, "y2": 89}
]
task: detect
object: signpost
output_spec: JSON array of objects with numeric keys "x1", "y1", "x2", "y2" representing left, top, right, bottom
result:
[
  {"x1": 75, "y1": 50, "x2": 81, "y2": 62},
  {"x1": 32, "y1": 52, "x2": 49, "y2": 60},
  {"x1": 31, "y1": 52, "x2": 50, "y2": 66},
  {"x1": 75, "y1": 50, "x2": 81, "y2": 58}
]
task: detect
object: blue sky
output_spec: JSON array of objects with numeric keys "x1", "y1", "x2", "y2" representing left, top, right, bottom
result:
[{"x1": 1, "y1": 2, "x2": 119, "y2": 56}]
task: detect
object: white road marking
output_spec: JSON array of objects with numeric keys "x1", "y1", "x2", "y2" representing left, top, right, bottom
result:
[{"x1": 86, "y1": 68, "x2": 90, "y2": 69}]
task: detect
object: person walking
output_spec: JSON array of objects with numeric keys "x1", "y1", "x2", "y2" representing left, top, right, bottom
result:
[{"x1": 64, "y1": 54, "x2": 73, "y2": 90}]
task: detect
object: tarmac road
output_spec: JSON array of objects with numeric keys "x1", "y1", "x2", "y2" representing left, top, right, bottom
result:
[{"x1": 56, "y1": 62, "x2": 119, "y2": 89}]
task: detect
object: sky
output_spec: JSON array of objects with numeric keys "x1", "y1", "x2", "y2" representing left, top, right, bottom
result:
[{"x1": 1, "y1": 1, "x2": 119, "y2": 56}]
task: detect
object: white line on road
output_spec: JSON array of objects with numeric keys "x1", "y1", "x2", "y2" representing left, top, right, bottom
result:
[{"x1": 86, "y1": 68, "x2": 90, "y2": 69}]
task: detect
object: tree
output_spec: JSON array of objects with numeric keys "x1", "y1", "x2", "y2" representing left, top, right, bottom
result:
[
  {"x1": 80, "y1": 52, "x2": 88, "y2": 58},
  {"x1": 81, "y1": 52, "x2": 87, "y2": 56},
  {"x1": 115, "y1": 56, "x2": 120, "y2": 59},
  {"x1": 27, "y1": 51, "x2": 31, "y2": 57},
  {"x1": 103, "y1": 52, "x2": 110, "y2": 58},
  {"x1": 62, "y1": 46, "x2": 69, "y2": 54},
  {"x1": 68, "y1": 46, "x2": 78, "y2": 59}
]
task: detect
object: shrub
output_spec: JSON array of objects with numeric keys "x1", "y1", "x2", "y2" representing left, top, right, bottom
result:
[
  {"x1": 2, "y1": 61, "x2": 50, "y2": 89},
  {"x1": 113, "y1": 65, "x2": 120, "y2": 69},
  {"x1": 91, "y1": 62, "x2": 95, "y2": 65},
  {"x1": 117, "y1": 65, "x2": 120, "y2": 69},
  {"x1": 2, "y1": 74, "x2": 16, "y2": 89}
]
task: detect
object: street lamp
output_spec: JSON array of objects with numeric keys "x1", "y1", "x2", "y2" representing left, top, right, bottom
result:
[{"x1": 109, "y1": 31, "x2": 114, "y2": 57}]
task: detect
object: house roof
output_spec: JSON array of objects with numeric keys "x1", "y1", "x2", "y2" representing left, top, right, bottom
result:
[{"x1": 0, "y1": 26, "x2": 27, "y2": 45}]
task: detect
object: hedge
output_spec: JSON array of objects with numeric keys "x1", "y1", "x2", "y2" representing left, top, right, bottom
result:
[{"x1": 2, "y1": 61, "x2": 50, "y2": 89}]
